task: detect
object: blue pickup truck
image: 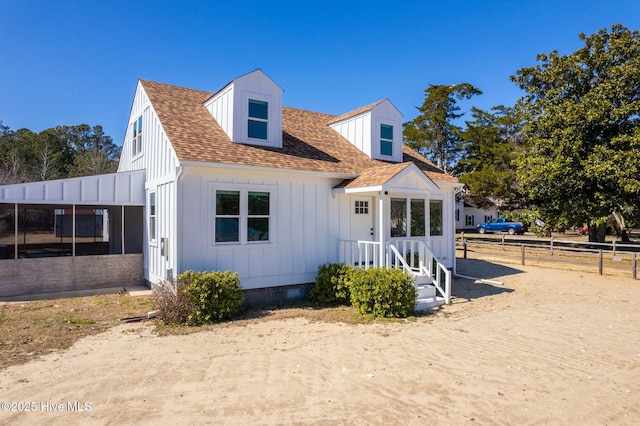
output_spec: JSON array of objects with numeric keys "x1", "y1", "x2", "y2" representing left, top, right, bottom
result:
[{"x1": 477, "y1": 218, "x2": 526, "y2": 235}]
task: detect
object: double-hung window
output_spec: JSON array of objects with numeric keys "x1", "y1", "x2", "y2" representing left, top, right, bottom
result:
[
  {"x1": 149, "y1": 191, "x2": 156, "y2": 242},
  {"x1": 215, "y1": 189, "x2": 271, "y2": 244},
  {"x1": 132, "y1": 115, "x2": 143, "y2": 156},
  {"x1": 247, "y1": 191, "x2": 270, "y2": 242},
  {"x1": 248, "y1": 99, "x2": 268, "y2": 140},
  {"x1": 215, "y1": 191, "x2": 241, "y2": 243},
  {"x1": 380, "y1": 124, "x2": 393, "y2": 157}
]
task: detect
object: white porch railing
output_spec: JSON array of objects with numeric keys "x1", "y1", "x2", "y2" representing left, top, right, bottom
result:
[
  {"x1": 388, "y1": 239, "x2": 451, "y2": 304},
  {"x1": 338, "y1": 239, "x2": 451, "y2": 304},
  {"x1": 339, "y1": 240, "x2": 382, "y2": 269}
]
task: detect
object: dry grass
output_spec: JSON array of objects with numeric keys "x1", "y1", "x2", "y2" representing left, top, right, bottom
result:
[
  {"x1": 0, "y1": 293, "x2": 428, "y2": 370},
  {"x1": 0, "y1": 292, "x2": 153, "y2": 370}
]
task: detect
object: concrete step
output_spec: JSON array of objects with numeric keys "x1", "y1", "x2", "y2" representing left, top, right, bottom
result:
[{"x1": 415, "y1": 296, "x2": 446, "y2": 311}]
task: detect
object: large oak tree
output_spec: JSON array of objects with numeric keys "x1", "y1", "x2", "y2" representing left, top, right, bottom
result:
[{"x1": 511, "y1": 25, "x2": 640, "y2": 241}]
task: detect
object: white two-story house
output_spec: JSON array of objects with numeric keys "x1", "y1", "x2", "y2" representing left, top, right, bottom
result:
[{"x1": 0, "y1": 69, "x2": 460, "y2": 307}]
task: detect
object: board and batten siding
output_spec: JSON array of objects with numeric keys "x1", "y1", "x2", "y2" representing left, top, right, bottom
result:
[
  {"x1": 118, "y1": 82, "x2": 179, "y2": 182},
  {"x1": 177, "y1": 167, "x2": 345, "y2": 289},
  {"x1": 117, "y1": 81, "x2": 183, "y2": 285},
  {"x1": 329, "y1": 100, "x2": 403, "y2": 163},
  {"x1": 330, "y1": 113, "x2": 371, "y2": 157}
]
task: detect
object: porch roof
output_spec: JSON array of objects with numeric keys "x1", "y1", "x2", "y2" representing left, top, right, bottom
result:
[
  {"x1": 0, "y1": 170, "x2": 146, "y2": 206},
  {"x1": 333, "y1": 161, "x2": 444, "y2": 194},
  {"x1": 334, "y1": 162, "x2": 412, "y2": 190}
]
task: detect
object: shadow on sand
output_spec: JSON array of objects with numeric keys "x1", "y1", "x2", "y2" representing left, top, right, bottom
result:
[{"x1": 452, "y1": 258, "x2": 523, "y2": 302}]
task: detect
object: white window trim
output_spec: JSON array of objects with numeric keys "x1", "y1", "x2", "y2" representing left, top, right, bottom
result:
[
  {"x1": 149, "y1": 190, "x2": 157, "y2": 245},
  {"x1": 429, "y1": 199, "x2": 444, "y2": 237},
  {"x1": 239, "y1": 91, "x2": 280, "y2": 147},
  {"x1": 247, "y1": 99, "x2": 269, "y2": 141},
  {"x1": 379, "y1": 123, "x2": 394, "y2": 158},
  {"x1": 132, "y1": 115, "x2": 143, "y2": 159},
  {"x1": 390, "y1": 197, "x2": 427, "y2": 238},
  {"x1": 211, "y1": 185, "x2": 275, "y2": 246}
]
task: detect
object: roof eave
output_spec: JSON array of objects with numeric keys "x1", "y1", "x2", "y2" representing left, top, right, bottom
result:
[{"x1": 178, "y1": 160, "x2": 358, "y2": 179}]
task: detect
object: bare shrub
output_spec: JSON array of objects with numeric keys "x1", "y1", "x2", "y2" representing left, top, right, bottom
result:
[{"x1": 152, "y1": 279, "x2": 192, "y2": 325}]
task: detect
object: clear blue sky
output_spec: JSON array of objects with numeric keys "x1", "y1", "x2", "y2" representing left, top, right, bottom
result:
[{"x1": 1, "y1": 0, "x2": 639, "y2": 145}]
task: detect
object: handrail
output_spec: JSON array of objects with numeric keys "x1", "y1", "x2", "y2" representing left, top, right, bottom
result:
[
  {"x1": 387, "y1": 243, "x2": 415, "y2": 275},
  {"x1": 388, "y1": 239, "x2": 451, "y2": 304},
  {"x1": 339, "y1": 238, "x2": 452, "y2": 304}
]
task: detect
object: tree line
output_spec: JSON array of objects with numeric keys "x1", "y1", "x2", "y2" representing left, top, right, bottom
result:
[
  {"x1": 0, "y1": 123, "x2": 120, "y2": 185},
  {"x1": 404, "y1": 24, "x2": 640, "y2": 242}
]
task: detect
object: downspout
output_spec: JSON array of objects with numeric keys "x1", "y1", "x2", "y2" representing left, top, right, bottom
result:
[
  {"x1": 175, "y1": 165, "x2": 185, "y2": 276},
  {"x1": 72, "y1": 204, "x2": 76, "y2": 257},
  {"x1": 14, "y1": 203, "x2": 18, "y2": 259},
  {"x1": 378, "y1": 191, "x2": 385, "y2": 266}
]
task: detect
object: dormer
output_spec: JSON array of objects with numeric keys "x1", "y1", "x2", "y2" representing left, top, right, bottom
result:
[
  {"x1": 329, "y1": 99, "x2": 403, "y2": 163},
  {"x1": 204, "y1": 69, "x2": 283, "y2": 148}
]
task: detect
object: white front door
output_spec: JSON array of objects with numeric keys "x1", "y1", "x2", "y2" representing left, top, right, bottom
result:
[{"x1": 351, "y1": 196, "x2": 374, "y2": 242}]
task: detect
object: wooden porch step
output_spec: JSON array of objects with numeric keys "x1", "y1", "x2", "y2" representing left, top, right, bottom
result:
[
  {"x1": 415, "y1": 296, "x2": 446, "y2": 311},
  {"x1": 416, "y1": 284, "x2": 436, "y2": 299}
]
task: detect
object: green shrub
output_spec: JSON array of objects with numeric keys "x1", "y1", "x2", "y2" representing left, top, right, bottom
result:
[
  {"x1": 178, "y1": 270, "x2": 244, "y2": 325},
  {"x1": 310, "y1": 263, "x2": 355, "y2": 305},
  {"x1": 349, "y1": 268, "x2": 416, "y2": 318}
]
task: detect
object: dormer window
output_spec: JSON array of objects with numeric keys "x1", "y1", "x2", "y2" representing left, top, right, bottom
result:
[
  {"x1": 248, "y1": 99, "x2": 269, "y2": 140},
  {"x1": 329, "y1": 99, "x2": 403, "y2": 162},
  {"x1": 380, "y1": 124, "x2": 393, "y2": 157},
  {"x1": 204, "y1": 69, "x2": 283, "y2": 148}
]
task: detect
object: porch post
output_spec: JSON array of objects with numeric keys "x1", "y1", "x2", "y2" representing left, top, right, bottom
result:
[
  {"x1": 121, "y1": 205, "x2": 126, "y2": 255},
  {"x1": 72, "y1": 204, "x2": 76, "y2": 257},
  {"x1": 378, "y1": 191, "x2": 385, "y2": 266},
  {"x1": 14, "y1": 203, "x2": 18, "y2": 259}
]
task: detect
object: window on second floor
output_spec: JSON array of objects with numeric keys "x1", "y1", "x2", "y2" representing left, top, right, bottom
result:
[
  {"x1": 380, "y1": 124, "x2": 393, "y2": 156},
  {"x1": 132, "y1": 115, "x2": 143, "y2": 156},
  {"x1": 248, "y1": 99, "x2": 268, "y2": 140}
]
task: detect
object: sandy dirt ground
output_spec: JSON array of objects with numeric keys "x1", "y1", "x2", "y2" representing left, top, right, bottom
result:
[{"x1": 1, "y1": 258, "x2": 639, "y2": 425}]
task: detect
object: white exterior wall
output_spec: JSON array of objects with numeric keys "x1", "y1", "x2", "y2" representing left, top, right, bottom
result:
[
  {"x1": 370, "y1": 101, "x2": 403, "y2": 163},
  {"x1": 204, "y1": 85, "x2": 235, "y2": 140},
  {"x1": 203, "y1": 70, "x2": 283, "y2": 148},
  {"x1": 118, "y1": 81, "x2": 182, "y2": 285},
  {"x1": 330, "y1": 114, "x2": 372, "y2": 157},
  {"x1": 176, "y1": 166, "x2": 352, "y2": 289}
]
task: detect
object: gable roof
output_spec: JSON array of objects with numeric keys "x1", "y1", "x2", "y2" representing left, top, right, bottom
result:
[
  {"x1": 326, "y1": 99, "x2": 387, "y2": 125},
  {"x1": 139, "y1": 79, "x2": 457, "y2": 183},
  {"x1": 334, "y1": 162, "x2": 412, "y2": 189}
]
